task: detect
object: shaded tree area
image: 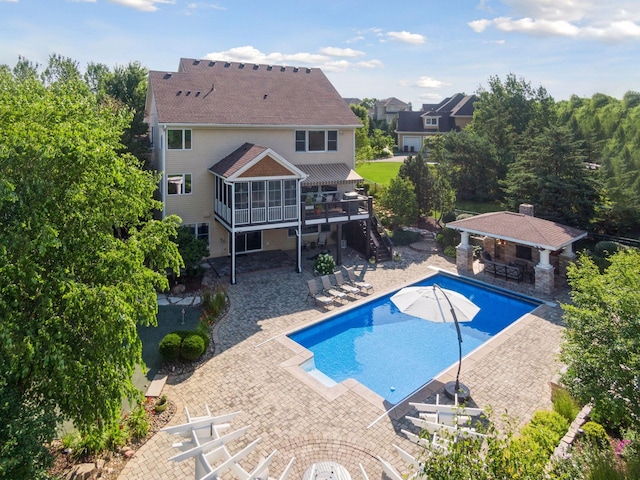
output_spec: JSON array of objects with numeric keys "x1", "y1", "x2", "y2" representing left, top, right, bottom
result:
[
  {"x1": 13, "y1": 54, "x2": 151, "y2": 167},
  {"x1": 557, "y1": 92, "x2": 640, "y2": 234},
  {"x1": 0, "y1": 56, "x2": 182, "y2": 478}
]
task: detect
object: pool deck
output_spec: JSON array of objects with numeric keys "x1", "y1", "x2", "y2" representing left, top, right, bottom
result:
[{"x1": 119, "y1": 246, "x2": 568, "y2": 479}]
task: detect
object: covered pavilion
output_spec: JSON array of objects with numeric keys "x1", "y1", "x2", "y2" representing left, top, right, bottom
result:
[{"x1": 446, "y1": 204, "x2": 587, "y2": 294}]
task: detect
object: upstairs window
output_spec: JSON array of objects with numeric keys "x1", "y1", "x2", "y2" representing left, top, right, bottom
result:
[
  {"x1": 424, "y1": 117, "x2": 438, "y2": 127},
  {"x1": 167, "y1": 174, "x2": 192, "y2": 195},
  {"x1": 167, "y1": 129, "x2": 192, "y2": 149},
  {"x1": 294, "y1": 130, "x2": 338, "y2": 152}
]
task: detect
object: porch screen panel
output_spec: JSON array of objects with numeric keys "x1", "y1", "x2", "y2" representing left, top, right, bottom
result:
[
  {"x1": 234, "y1": 182, "x2": 249, "y2": 225},
  {"x1": 251, "y1": 181, "x2": 266, "y2": 223},
  {"x1": 284, "y1": 179, "x2": 297, "y2": 220},
  {"x1": 268, "y1": 180, "x2": 282, "y2": 222}
]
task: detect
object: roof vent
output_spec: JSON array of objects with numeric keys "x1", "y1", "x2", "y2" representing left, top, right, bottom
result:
[
  {"x1": 293, "y1": 67, "x2": 299, "y2": 72},
  {"x1": 193, "y1": 60, "x2": 200, "y2": 65},
  {"x1": 253, "y1": 64, "x2": 259, "y2": 70},
  {"x1": 195, "y1": 91, "x2": 201, "y2": 97},
  {"x1": 176, "y1": 90, "x2": 182, "y2": 96},
  {"x1": 306, "y1": 68, "x2": 311, "y2": 73},
  {"x1": 224, "y1": 62, "x2": 231, "y2": 68},
  {"x1": 163, "y1": 73, "x2": 172, "y2": 79},
  {"x1": 263, "y1": 94, "x2": 268, "y2": 100},
  {"x1": 267, "y1": 65, "x2": 273, "y2": 71},
  {"x1": 208, "y1": 61, "x2": 215, "y2": 67},
  {"x1": 239, "y1": 63, "x2": 245, "y2": 69},
  {"x1": 280, "y1": 66, "x2": 286, "y2": 72},
  {"x1": 186, "y1": 91, "x2": 191, "y2": 96}
]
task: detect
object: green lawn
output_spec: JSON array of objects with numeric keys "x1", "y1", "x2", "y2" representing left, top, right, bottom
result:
[{"x1": 355, "y1": 161, "x2": 401, "y2": 186}]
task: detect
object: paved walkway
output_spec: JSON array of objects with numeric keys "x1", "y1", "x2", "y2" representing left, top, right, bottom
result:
[{"x1": 119, "y1": 246, "x2": 568, "y2": 479}]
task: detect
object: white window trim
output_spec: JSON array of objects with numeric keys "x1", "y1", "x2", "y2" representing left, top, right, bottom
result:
[
  {"x1": 184, "y1": 222, "x2": 210, "y2": 246},
  {"x1": 294, "y1": 129, "x2": 338, "y2": 152},
  {"x1": 167, "y1": 129, "x2": 192, "y2": 150},
  {"x1": 167, "y1": 173, "x2": 192, "y2": 195}
]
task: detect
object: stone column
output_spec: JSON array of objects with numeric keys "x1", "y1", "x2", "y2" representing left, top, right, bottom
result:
[
  {"x1": 456, "y1": 232, "x2": 474, "y2": 272},
  {"x1": 535, "y1": 248, "x2": 554, "y2": 295}
]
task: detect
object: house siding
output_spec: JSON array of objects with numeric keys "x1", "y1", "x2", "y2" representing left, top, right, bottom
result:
[{"x1": 155, "y1": 126, "x2": 356, "y2": 257}]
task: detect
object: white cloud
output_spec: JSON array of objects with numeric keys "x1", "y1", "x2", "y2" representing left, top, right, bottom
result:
[
  {"x1": 319, "y1": 47, "x2": 365, "y2": 58},
  {"x1": 321, "y1": 60, "x2": 351, "y2": 72},
  {"x1": 108, "y1": 0, "x2": 173, "y2": 12},
  {"x1": 345, "y1": 35, "x2": 365, "y2": 44},
  {"x1": 419, "y1": 92, "x2": 444, "y2": 102},
  {"x1": 468, "y1": 19, "x2": 492, "y2": 33},
  {"x1": 494, "y1": 16, "x2": 580, "y2": 37},
  {"x1": 416, "y1": 76, "x2": 450, "y2": 89},
  {"x1": 204, "y1": 46, "x2": 329, "y2": 66},
  {"x1": 386, "y1": 31, "x2": 426, "y2": 45},
  {"x1": 185, "y1": 2, "x2": 225, "y2": 13},
  {"x1": 1, "y1": 0, "x2": 19, "y2": 3},
  {"x1": 355, "y1": 59, "x2": 384, "y2": 69},
  {"x1": 470, "y1": 0, "x2": 640, "y2": 41}
]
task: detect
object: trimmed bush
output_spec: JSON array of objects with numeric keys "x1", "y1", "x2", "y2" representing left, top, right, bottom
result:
[
  {"x1": 159, "y1": 333, "x2": 182, "y2": 361},
  {"x1": 444, "y1": 246, "x2": 457, "y2": 258},
  {"x1": 593, "y1": 240, "x2": 621, "y2": 258},
  {"x1": 528, "y1": 410, "x2": 570, "y2": 439},
  {"x1": 442, "y1": 210, "x2": 457, "y2": 223},
  {"x1": 581, "y1": 421, "x2": 608, "y2": 447},
  {"x1": 436, "y1": 227, "x2": 460, "y2": 248},
  {"x1": 181, "y1": 333, "x2": 205, "y2": 361}
]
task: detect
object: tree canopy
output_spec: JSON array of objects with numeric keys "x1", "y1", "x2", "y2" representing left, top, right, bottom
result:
[
  {"x1": 561, "y1": 249, "x2": 640, "y2": 430},
  {"x1": 0, "y1": 57, "x2": 182, "y2": 477}
]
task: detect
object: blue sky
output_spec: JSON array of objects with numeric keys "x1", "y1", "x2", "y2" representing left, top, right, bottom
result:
[{"x1": 1, "y1": 0, "x2": 639, "y2": 107}]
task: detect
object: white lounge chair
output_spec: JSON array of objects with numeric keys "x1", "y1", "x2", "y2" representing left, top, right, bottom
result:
[
  {"x1": 333, "y1": 271, "x2": 360, "y2": 296},
  {"x1": 345, "y1": 266, "x2": 373, "y2": 294},
  {"x1": 306, "y1": 279, "x2": 334, "y2": 308},
  {"x1": 320, "y1": 275, "x2": 348, "y2": 303}
]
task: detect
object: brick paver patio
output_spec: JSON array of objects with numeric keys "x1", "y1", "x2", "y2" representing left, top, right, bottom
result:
[{"x1": 119, "y1": 245, "x2": 568, "y2": 479}]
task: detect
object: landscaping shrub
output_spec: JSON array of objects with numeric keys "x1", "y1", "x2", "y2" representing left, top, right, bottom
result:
[
  {"x1": 552, "y1": 386, "x2": 581, "y2": 422},
  {"x1": 436, "y1": 227, "x2": 460, "y2": 248},
  {"x1": 313, "y1": 253, "x2": 336, "y2": 275},
  {"x1": 581, "y1": 421, "x2": 608, "y2": 447},
  {"x1": 444, "y1": 246, "x2": 457, "y2": 258},
  {"x1": 389, "y1": 229, "x2": 421, "y2": 246},
  {"x1": 593, "y1": 240, "x2": 621, "y2": 258},
  {"x1": 158, "y1": 333, "x2": 182, "y2": 361},
  {"x1": 194, "y1": 320, "x2": 211, "y2": 351},
  {"x1": 529, "y1": 410, "x2": 570, "y2": 439},
  {"x1": 442, "y1": 210, "x2": 457, "y2": 223},
  {"x1": 201, "y1": 284, "x2": 228, "y2": 324},
  {"x1": 125, "y1": 404, "x2": 149, "y2": 440},
  {"x1": 180, "y1": 333, "x2": 205, "y2": 361}
]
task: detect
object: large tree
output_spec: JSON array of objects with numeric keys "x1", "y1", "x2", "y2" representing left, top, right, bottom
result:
[
  {"x1": 0, "y1": 61, "x2": 182, "y2": 476},
  {"x1": 501, "y1": 125, "x2": 598, "y2": 227},
  {"x1": 561, "y1": 249, "x2": 640, "y2": 429},
  {"x1": 399, "y1": 153, "x2": 435, "y2": 215}
]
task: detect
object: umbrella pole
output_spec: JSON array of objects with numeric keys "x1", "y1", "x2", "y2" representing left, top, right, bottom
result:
[{"x1": 433, "y1": 284, "x2": 471, "y2": 401}]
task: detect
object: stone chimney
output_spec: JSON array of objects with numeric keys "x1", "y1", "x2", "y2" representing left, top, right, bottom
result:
[{"x1": 519, "y1": 203, "x2": 535, "y2": 216}]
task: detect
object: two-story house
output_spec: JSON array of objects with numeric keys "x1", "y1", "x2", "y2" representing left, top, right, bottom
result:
[
  {"x1": 146, "y1": 58, "x2": 381, "y2": 283},
  {"x1": 395, "y1": 93, "x2": 476, "y2": 152},
  {"x1": 372, "y1": 97, "x2": 411, "y2": 123}
]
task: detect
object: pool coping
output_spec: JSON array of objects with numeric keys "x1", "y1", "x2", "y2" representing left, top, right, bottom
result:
[{"x1": 272, "y1": 267, "x2": 553, "y2": 419}]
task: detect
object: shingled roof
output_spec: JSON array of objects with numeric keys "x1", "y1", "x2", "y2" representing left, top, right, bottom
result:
[
  {"x1": 447, "y1": 211, "x2": 587, "y2": 251},
  {"x1": 148, "y1": 58, "x2": 361, "y2": 126}
]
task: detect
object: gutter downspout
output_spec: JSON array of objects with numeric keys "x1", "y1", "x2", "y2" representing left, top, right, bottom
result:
[{"x1": 160, "y1": 124, "x2": 167, "y2": 219}]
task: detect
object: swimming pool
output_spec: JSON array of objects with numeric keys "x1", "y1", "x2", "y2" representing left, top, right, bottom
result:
[{"x1": 288, "y1": 272, "x2": 541, "y2": 404}]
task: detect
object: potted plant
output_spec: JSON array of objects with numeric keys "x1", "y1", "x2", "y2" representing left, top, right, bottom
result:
[
  {"x1": 305, "y1": 196, "x2": 314, "y2": 210},
  {"x1": 154, "y1": 394, "x2": 168, "y2": 413},
  {"x1": 314, "y1": 203, "x2": 325, "y2": 215}
]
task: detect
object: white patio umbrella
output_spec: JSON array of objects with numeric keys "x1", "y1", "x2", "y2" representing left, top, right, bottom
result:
[{"x1": 390, "y1": 284, "x2": 480, "y2": 401}]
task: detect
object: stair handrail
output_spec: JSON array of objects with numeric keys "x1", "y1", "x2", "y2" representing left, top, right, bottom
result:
[{"x1": 370, "y1": 212, "x2": 393, "y2": 261}]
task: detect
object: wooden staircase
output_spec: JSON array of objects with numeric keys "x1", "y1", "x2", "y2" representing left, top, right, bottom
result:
[{"x1": 344, "y1": 214, "x2": 393, "y2": 262}]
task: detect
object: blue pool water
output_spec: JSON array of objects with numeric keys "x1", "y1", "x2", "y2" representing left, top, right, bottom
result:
[{"x1": 288, "y1": 272, "x2": 541, "y2": 404}]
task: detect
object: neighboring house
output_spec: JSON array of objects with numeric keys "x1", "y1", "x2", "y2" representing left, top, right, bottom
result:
[
  {"x1": 372, "y1": 97, "x2": 411, "y2": 123},
  {"x1": 396, "y1": 93, "x2": 476, "y2": 152},
  {"x1": 343, "y1": 97, "x2": 362, "y2": 106},
  {"x1": 146, "y1": 58, "x2": 384, "y2": 283}
]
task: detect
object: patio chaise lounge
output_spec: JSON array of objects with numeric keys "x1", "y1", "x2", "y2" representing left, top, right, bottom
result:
[
  {"x1": 306, "y1": 279, "x2": 335, "y2": 308},
  {"x1": 320, "y1": 275, "x2": 348, "y2": 303},
  {"x1": 333, "y1": 271, "x2": 360, "y2": 297},
  {"x1": 344, "y1": 266, "x2": 374, "y2": 294}
]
